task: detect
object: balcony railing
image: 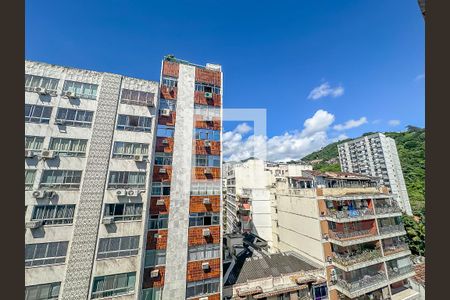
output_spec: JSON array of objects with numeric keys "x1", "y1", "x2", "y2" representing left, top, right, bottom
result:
[
  {"x1": 383, "y1": 243, "x2": 409, "y2": 256},
  {"x1": 375, "y1": 206, "x2": 402, "y2": 214},
  {"x1": 329, "y1": 229, "x2": 375, "y2": 241},
  {"x1": 388, "y1": 265, "x2": 414, "y2": 280},
  {"x1": 336, "y1": 272, "x2": 387, "y2": 294},
  {"x1": 333, "y1": 249, "x2": 382, "y2": 267},
  {"x1": 327, "y1": 208, "x2": 374, "y2": 220},
  {"x1": 379, "y1": 224, "x2": 405, "y2": 235}
]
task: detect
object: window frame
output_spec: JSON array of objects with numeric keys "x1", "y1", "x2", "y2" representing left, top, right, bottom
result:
[
  {"x1": 49, "y1": 137, "x2": 88, "y2": 157},
  {"x1": 25, "y1": 169, "x2": 37, "y2": 190},
  {"x1": 91, "y1": 272, "x2": 136, "y2": 299},
  {"x1": 25, "y1": 104, "x2": 52, "y2": 124},
  {"x1": 103, "y1": 203, "x2": 143, "y2": 221},
  {"x1": 55, "y1": 108, "x2": 94, "y2": 127},
  {"x1": 112, "y1": 141, "x2": 149, "y2": 159},
  {"x1": 116, "y1": 114, "x2": 152, "y2": 132},
  {"x1": 62, "y1": 80, "x2": 98, "y2": 100},
  {"x1": 25, "y1": 74, "x2": 59, "y2": 93},
  {"x1": 31, "y1": 205, "x2": 76, "y2": 225},
  {"x1": 97, "y1": 236, "x2": 140, "y2": 259},
  {"x1": 107, "y1": 171, "x2": 147, "y2": 189},
  {"x1": 189, "y1": 212, "x2": 220, "y2": 227},
  {"x1": 120, "y1": 89, "x2": 155, "y2": 106},
  {"x1": 25, "y1": 282, "x2": 61, "y2": 300},
  {"x1": 25, "y1": 136, "x2": 45, "y2": 151},
  {"x1": 25, "y1": 241, "x2": 69, "y2": 267},
  {"x1": 39, "y1": 170, "x2": 82, "y2": 189}
]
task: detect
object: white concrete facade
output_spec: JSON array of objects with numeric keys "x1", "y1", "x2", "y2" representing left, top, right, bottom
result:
[
  {"x1": 25, "y1": 60, "x2": 159, "y2": 300},
  {"x1": 337, "y1": 133, "x2": 413, "y2": 215}
]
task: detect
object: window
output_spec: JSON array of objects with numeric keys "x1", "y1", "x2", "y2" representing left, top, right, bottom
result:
[
  {"x1": 116, "y1": 114, "x2": 152, "y2": 132},
  {"x1": 104, "y1": 203, "x2": 143, "y2": 221},
  {"x1": 156, "y1": 125, "x2": 175, "y2": 137},
  {"x1": 191, "y1": 181, "x2": 220, "y2": 196},
  {"x1": 25, "y1": 104, "x2": 52, "y2": 124},
  {"x1": 112, "y1": 142, "x2": 149, "y2": 158},
  {"x1": 188, "y1": 244, "x2": 220, "y2": 261},
  {"x1": 194, "y1": 104, "x2": 220, "y2": 118},
  {"x1": 195, "y1": 155, "x2": 220, "y2": 167},
  {"x1": 154, "y1": 152, "x2": 172, "y2": 166},
  {"x1": 91, "y1": 272, "x2": 136, "y2": 299},
  {"x1": 40, "y1": 170, "x2": 82, "y2": 189},
  {"x1": 31, "y1": 205, "x2": 76, "y2": 225},
  {"x1": 144, "y1": 250, "x2": 166, "y2": 267},
  {"x1": 159, "y1": 99, "x2": 176, "y2": 111},
  {"x1": 25, "y1": 74, "x2": 59, "y2": 92},
  {"x1": 25, "y1": 136, "x2": 45, "y2": 151},
  {"x1": 148, "y1": 214, "x2": 169, "y2": 230},
  {"x1": 121, "y1": 89, "x2": 154, "y2": 106},
  {"x1": 25, "y1": 169, "x2": 36, "y2": 190},
  {"x1": 162, "y1": 76, "x2": 177, "y2": 88},
  {"x1": 151, "y1": 182, "x2": 170, "y2": 196},
  {"x1": 25, "y1": 241, "x2": 68, "y2": 267},
  {"x1": 49, "y1": 138, "x2": 88, "y2": 157},
  {"x1": 62, "y1": 80, "x2": 98, "y2": 100},
  {"x1": 25, "y1": 282, "x2": 60, "y2": 300},
  {"x1": 97, "y1": 236, "x2": 139, "y2": 259},
  {"x1": 313, "y1": 284, "x2": 328, "y2": 300},
  {"x1": 186, "y1": 278, "x2": 220, "y2": 298},
  {"x1": 108, "y1": 171, "x2": 146, "y2": 188},
  {"x1": 142, "y1": 288, "x2": 163, "y2": 300},
  {"x1": 195, "y1": 82, "x2": 220, "y2": 94},
  {"x1": 189, "y1": 212, "x2": 220, "y2": 227},
  {"x1": 194, "y1": 128, "x2": 220, "y2": 141},
  {"x1": 56, "y1": 108, "x2": 94, "y2": 127}
]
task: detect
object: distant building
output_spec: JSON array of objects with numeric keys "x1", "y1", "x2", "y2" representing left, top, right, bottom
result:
[
  {"x1": 223, "y1": 233, "x2": 328, "y2": 300},
  {"x1": 337, "y1": 133, "x2": 413, "y2": 215},
  {"x1": 272, "y1": 170, "x2": 418, "y2": 299},
  {"x1": 223, "y1": 158, "x2": 311, "y2": 248}
]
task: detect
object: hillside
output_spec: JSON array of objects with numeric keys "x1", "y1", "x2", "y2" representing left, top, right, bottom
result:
[{"x1": 302, "y1": 126, "x2": 425, "y2": 214}]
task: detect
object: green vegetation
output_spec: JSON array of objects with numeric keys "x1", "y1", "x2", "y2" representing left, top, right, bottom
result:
[
  {"x1": 302, "y1": 126, "x2": 425, "y2": 214},
  {"x1": 402, "y1": 213, "x2": 425, "y2": 256}
]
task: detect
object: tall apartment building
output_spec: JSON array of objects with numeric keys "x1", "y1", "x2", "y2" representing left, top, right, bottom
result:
[
  {"x1": 223, "y1": 158, "x2": 311, "y2": 249},
  {"x1": 337, "y1": 133, "x2": 413, "y2": 215},
  {"x1": 273, "y1": 170, "x2": 418, "y2": 300},
  {"x1": 25, "y1": 56, "x2": 223, "y2": 300}
]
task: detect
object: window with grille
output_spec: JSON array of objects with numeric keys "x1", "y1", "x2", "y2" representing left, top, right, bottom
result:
[
  {"x1": 97, "y1": 236, "x2": 139, "y2": 259},
  {"x1": 104, "y1": 203, "x2": 143, "y2": 221},
  {"x1": 25, "y1": 241, "x2": 68, "y2": 267},
  {"x1": 25, "y1": 74, "x2": 59, "y2": 92},
  {"x1": 39, "y1": 170, "x2": 82, "y2": 189},
  {"x1": 91, "y1": 272, "x2": 136, "y2": 299},
  {"x1": 55, "y1": 108, "x2": 94, "y2": 127},
  {"x1": 112, "y1": 142, "x2": 149, "y2": 158},
  {"x1": 108, "y1": 171, "x2": 146, "y2": 189},
  {"x1": 31, "y1": 205, "x2": 76, "y2": 225},
  {"x1": 25, "y1": 136, "x2": 45, "y2": 151},
  {"x1": 25, "y1": 282, "x2": 60, "y2": 300},
  {"x1": 188, "y1": 244, "x2": 220, "y2": 261},
  {"x1": 186, "y1": 278, "x2": 220, "y2": 298},
  {"x1": 117, "y1": 114, "x2": 152, "y2": 132},
  {"x1": 25, "y1": 104, "x2": 52, "y2": 124},
  {"x1": 49, "y1": 138, "x2": 88, "y2": 157},
  {"x1": 120, "y1": 89, "x2": 154, "y2": 106}
]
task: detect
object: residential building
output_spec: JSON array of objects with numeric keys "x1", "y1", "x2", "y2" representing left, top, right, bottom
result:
[
  {"x1": 223, "y1": 233, "x2": 328, "y2": 300},
  {"x1": 273, "y1": 170, "x2": 418, "y2": 300},
  {"x1": 142, "y1": 56, "x2": 223, "y2": 300},
  {"x1": 337, "y1": 133, "x2": 413, "y2": 215},
  {"x1": 223, "y1": 158, "x2": 311, "y2": 249},
  {"x1": 25, "y1": 55, "x2": 223, "y2": 300}
]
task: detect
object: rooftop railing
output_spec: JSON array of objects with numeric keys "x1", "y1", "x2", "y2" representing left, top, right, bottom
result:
[
  {"x1": 333, "y1": 249, "x2": 382, "y2": 267},
  {"x1": 336, "y1": 272, "x2": 387, "y2": 294},
  {"x1": 388, "y1": 265, "x2": 414, "y2": 280},
  {"x1": 379, "y1": 224, "x2": 405, "y2": 235}
]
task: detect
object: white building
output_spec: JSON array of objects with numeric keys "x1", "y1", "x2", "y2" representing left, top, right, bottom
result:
[
  {"x1": 223, "y1": 158, "x2": 311, "y2": 250},
  {"x1": 337, "y1": 133, "x2": 413, "y2": 215}
]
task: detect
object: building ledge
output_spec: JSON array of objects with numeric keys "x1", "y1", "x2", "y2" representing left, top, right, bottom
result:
[{"x1": 391, "y1": 288, "x2": 419, "y2": 300}]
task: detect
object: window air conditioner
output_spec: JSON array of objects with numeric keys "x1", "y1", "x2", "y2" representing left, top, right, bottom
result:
[
  {"x1": 204, "y1": 140, "x2": 212, "y2": 147},
  {"x1": 40, "y1": 150, "x2": 56, "y2": 159},
  {"x1": 102, "y1": 216, "x2": 115, "y2": 225},
  {"x1": 202, "y1": 262, "x2": 210, "y2": 270},
  {"x1": 34, "y1": 87, "x2": 49, "y2": 95},
  {"x1": 63, "y1": 91, "x2": 77, "y2": 99},
  {"x1": 127, "y1": 190, "x2": 139, "y2": 197},
  {"x1": 204, "y1": 168, "x2": 212, "y2": 174},
  {"x1": 204, "y1": 92, "x2": 213, "y2": 99},
  {"x1": 160, "y1": 109, "x2": 171, "y2": 117},
  {"x1": 32, "y1": 190, "x2": 46, "y2": 199},
  {"x1": 202, "y1": 228, "x2": 211, "y2": 237},
  {"x1": 150, "y1": 269, "x2": 159, "y2": 278},
  {"x1": 159, "y1": 168, "x2": 167, "y2": 174},
  {"x1": 26, "y1": 220, "x2": 44, "y2": 229},
  {"x1": 156, "y1": 199, "x2": 165, "y2": 206},
  {"x1": 203, "y1": 198, "x2": 211, "y2": 205}
]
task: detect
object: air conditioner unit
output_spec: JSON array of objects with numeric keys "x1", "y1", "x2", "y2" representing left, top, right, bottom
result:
[
  {"x1": 160, "y1": 109, "x2": 171, "y2": 117},
  {"x1": 204, "y1": 168, "x2": 212, "y2": 174},
  {"x1": 40, "y1": 150, "x2": 56, "y2": 159},
  {"x1": 154, "y1": 233, "x2": 162, "y2": 239},
  {"x1": 204, "y1": 140, "x2": 212, "y2": 147},
  {"x1": 34, "y1": 87, "x2": 49, "y2": 95},
  {"x1": 202, "y1": 228, "x2": 211, "y2": 237},
  {"x1": 26, "y1": 220, "x2": 44, "y2": 229},
  {"x1": 46, "y1": 191, "x2": 56, "y2": 199},
  {"x1": 127, "y1": 190, "x2": 139, "y2": 197},
  {"x1": 203, "y1": 198, "x2": 211, "y2": 205},
  {"x1": 32, "y1": 190, "x2": 46, "y2": 199},
  {"x1": 156, "y1": 199, "x2": 165, "y2": 206},
  {"x1": 204, "y1": 92, "x2": 213, "y2": 99},
  {"x1": 134, "y1": 154, "x2": 145, "y2": 162},
  {"x1": 102, "y1": 216, "x2": 115, "y2": 225},
  {"x1": 159, "y1": 168, "x2": 167, "y2": 174},
  {"x1": 162, "y1": 139, "x2": 169, "y2": 144},
  {"x1": 25, "y1": 150, "x2": 35, "y2": 158},
  {"x1": 63, "y1": 91, "x2": 77, "y2": 99},
  {"x1": 54, "y1": 119, "x2": 64, "y2": 125},
  {"x1": 201, "y1": 262, "x2": 210, "y2": 270},
  {"x1": 116, "y1": 189, "x2": 127, "y2": 196},
  {"x1": 150, "y1": 269, "x2": 159, "y2": 278}
]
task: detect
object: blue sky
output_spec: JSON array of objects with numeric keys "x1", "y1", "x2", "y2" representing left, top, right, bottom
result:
[{"x1": 26, "y1": 0, "x2": 424, "y2": 161}]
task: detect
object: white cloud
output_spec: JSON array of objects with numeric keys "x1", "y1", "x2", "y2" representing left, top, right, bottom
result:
[
  {"x1": 333, "y1": 117, "x2": 368, "y2": 131},
  {"x1": 415, "y1": 74, "x2": 425, "y2": 81},
  {"x1": 388, "y1": 119, "x2": 401, "y2": 126},
  {"x1": 307, "y1": 82, "x2": 344, "y2": 100},
  {"x1": 223, "y1": 109, "x2": 337, "y2": 162},
  {"x1": 234, "y1": 122, "x2": 252, "y2": 134}
]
